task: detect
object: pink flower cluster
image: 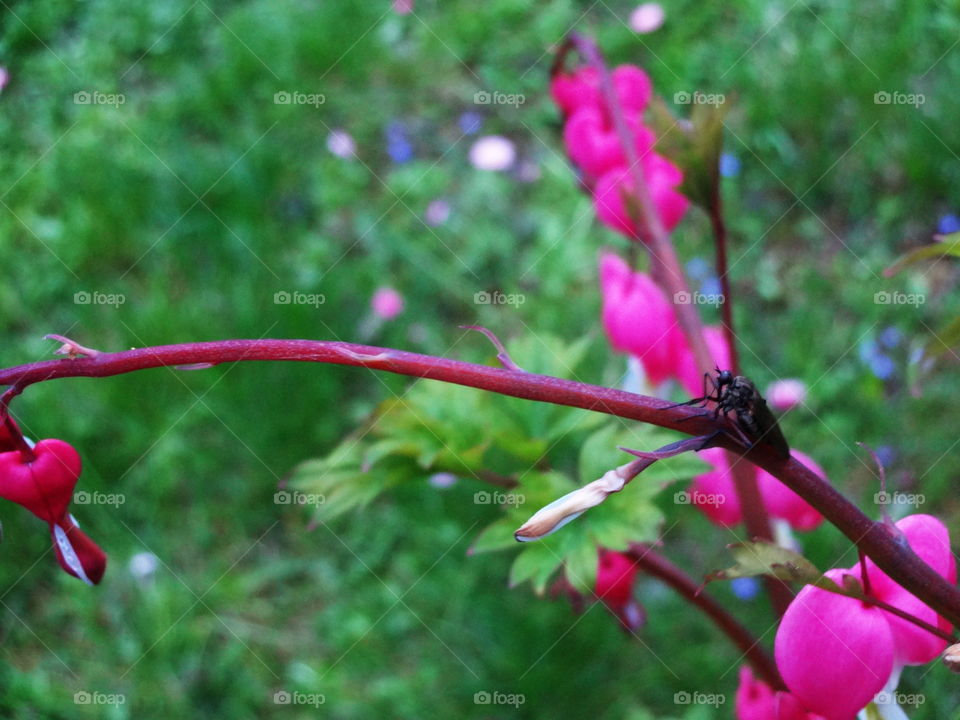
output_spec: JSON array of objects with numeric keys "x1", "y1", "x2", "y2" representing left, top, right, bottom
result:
[
  {"x1": 599, "y1": 252, "x2": 728, "y2": 389},
  {"x1": 551, "y1": 65, "x2": 689, "y2": 241},
  {"x1": 691, "y1": 447, "x2": 826, "y2": 531},
  {"x1": 771, "y1": 514, "x2": 955, "y2": 719}
]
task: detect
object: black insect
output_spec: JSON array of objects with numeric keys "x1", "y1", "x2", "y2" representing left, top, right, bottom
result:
[{"x1": 681, "y1": 369, "x2": 790, "y2": 459}]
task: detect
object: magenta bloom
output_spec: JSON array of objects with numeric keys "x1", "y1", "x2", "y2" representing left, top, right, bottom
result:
[
  {"x1": 775, "y1": 568, "x2": 895, "y2": 720},
  {"x1": 756, "y1": 450, "x2": 825, "y2": 531},
  {"x1": 691, "y1": 448, "x2": 826, "y2": 531},
  {"x1": 735, "y1": 666, "x2": 825, "y2": 720},
  {"x1": 371, "y1": 287, "x2": 404, "y2": 320},
  {"x1": 550, "y1": 64, "x2": 652, "y2": 117},
  {"x1": 599, "y1": 252, "x2": 681, "y2": 386},
  {"x1": 563, "y1": 106, "x2": 655, "y2": 180},
  {"x1": 864, "y1": 514, "x2": 956, "y2": 666},
  {"x1": 593, "y1": 156, "x2": 689, "y2": 239},
  {"x1": 595, "y1": 549, "x2": 643, "y2": 631},
  {"x1": 688, "y1": 447, "x2": 741, "y2": 527}
]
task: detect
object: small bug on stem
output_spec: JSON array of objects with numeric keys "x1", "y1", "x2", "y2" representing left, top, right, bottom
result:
[{"x1": 678, "y1": 369, "x2": 791, "y2": 459}]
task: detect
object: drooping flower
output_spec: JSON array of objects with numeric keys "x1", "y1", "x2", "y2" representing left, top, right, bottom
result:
[
  {"x1": 598, "y1": 252, "x2": 682, "y2": 386},
  {"x1": 863, "y1": 514, "x2": 956, "y2": 667},
  {"x1": 0, "y1": 439, "x2": 107, "y2": 584},
  {"x1": 563, "y1": 107, "x2": 655, "y2": 180},
  {"x1": 735, "y1": 666, "x2": 826, "y2": 720},
  {"x1": 775, "y1": 568, "x2": 895, "y2": 720},
  {"x1": 595, "y1": 549, "x2": 644, "y2": 631},
  {"x1": 593, "y1": 156, "x2": 689, "y2": 239},
  {"x1": 756, "y1": 450, "x2": 825, "y2": 532},
  {"x1": 550, "y1": 64, "x2": 652, "y2": 117}
]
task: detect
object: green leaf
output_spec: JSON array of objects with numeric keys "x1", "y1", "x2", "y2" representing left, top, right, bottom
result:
[
  {"x1": 925, "y1": 315, "x2": 960, "y2": 358},
  {"x1": 468, "y1": 517, "x2": 520, "y2": 555},
  {"x1": 885, "y1": 232, "x2": 960, "y2": 276},
  {"x1": 706, "y1": 541, "x2": 823, "y2": 585},
  {"x1": 508, "y1": 541, "x2": 564, "y2": 595}
]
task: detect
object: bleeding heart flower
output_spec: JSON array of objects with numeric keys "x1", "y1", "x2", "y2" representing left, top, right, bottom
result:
[
  {"x1": 0, "y1": 439, "x2": 81, "y2": 524},
  {"x1": 864, "y1": 514, "x2": 956, "y2": 666},
  {"x1": 551, "y1": 65, "x2": 653, "y2": 116},
  {"x1": 776, "y1": 568, "x2": 895, "y2": 720},
  {"x1": 595, "y1": 549, "x2": 644, "y2": 631},
  {"x1": 563, "y1": 106, "x2": 655, "y2": 180},
  {"x1": 756, "y1": 450, "x2": 825, "y2": 532},
  {"x1": 598, "y1": 251, "x2": 683, "y2": 386},
  {"x1": 689, "y1": 447, "x2": 742, "y2": 527},
  {"x1": 735, "y1": 666, "x2": 826, "y2": 720},
  {"x1": 594, "y1": 157, "x2": 689, "y2": 240}
]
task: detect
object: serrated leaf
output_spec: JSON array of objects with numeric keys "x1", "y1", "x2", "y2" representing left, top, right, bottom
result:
[
  {"x1": 564, "y1": 538, "x2": 599, "y2": 593},
  {"x1": 509, "y1": 542, "x2": 564, "y2": 595},
  {"x1": 885, "y1": 232, "x2": 960, "y2": 276},
  {"x1": 706, "y1": 541, "x2": 822, "y2": 585}
]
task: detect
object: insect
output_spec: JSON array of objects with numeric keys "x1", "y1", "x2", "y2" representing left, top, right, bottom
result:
[{"x1": 680, "y1": 369, "x2": 790, "y2": 459}]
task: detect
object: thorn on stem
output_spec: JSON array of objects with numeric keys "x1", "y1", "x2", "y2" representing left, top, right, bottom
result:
[
  {"x1": 460, "y1": 325, "x2": 524, "y2": 372},
  {"x1": 44, "y1": 334, "x2": 101, "y2": 360}
]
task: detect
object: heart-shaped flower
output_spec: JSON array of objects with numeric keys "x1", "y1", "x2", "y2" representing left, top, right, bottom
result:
[{"x1": 0, "y1": 439, "x2": 81, "y2": 524}]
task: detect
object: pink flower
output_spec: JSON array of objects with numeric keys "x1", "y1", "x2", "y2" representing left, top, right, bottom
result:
[
  {"x1": 775, "y1": 568, "x2": 895, "y2": 720},
  {"x1": 756, "y1": 450, "x2": 825, "y2": 531},
  {"x1": 0, "y1": 67, "x2": 8, "y2": 93},
  {"x1": 863, "y1": 514, "x2": 956, "y2": 666},
  {"x1": 563, "y1": 106, "x2": 655, "y2": 180},
  {"x1": 767, "y1": 379, "x2": 808, "y2": 411},
  {"x1": 629, "y1": 3, "x2": 666, "y2": 34},
  {"x1": 691, "y1": 448, "x2": 826, "y2": 531},
  {"x1": 689, "y1": 447, "x2": 741, "y2": 527},
  {"x1": 550, "y1": 65, "x2": 652, "y2": 117},
  {"x1": 371, "y1": 287, "x2": 404, "y2": 320},
  {"x1": 735, "y1": 666, "x2": 825, "y2": 720},
  {"x1": 598, "y1": 252, "x2": 682, "y2": 386},
  {"x1": 594, "y1": 156, "x2": 689, "y2": 240},
  {"x1": 392, "y1": 0, "x2": 414, "y2": 14},
  {"x1": 469, "y1": 135, "x2": 516, "y2": 171},
  {"x1": 595, "y1": 549, "x2": 643, "y2": 631},
  {"x1": 675, "y1": 325, "x2": 731, "y2": 397},
  {"x1": 424, "y1": 199, "x2": 450, "y2": 226}
]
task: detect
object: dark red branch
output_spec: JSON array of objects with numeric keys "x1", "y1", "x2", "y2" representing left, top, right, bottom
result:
[{"x1": 1, "y1": 337, "x2": 959, "y2": 627}]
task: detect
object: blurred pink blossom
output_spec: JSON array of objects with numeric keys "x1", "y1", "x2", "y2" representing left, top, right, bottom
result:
[
  {"x1": 371, "y1": 287, "x2": 404, "y2": 319},
  {"x1": 629, "y1": 3, "x2": 665, "y2": 34},
  {"x1": 424, "y1": 199, "x2": 450, "y2": 226},
  {"x1": 0, "y1": 67, "x2": 9, "y2": 93},
  {"x1": 598, "y1": 251, "x2": 682, "y2": 386},
  {"x1": 469, "y1": 135, "x2": 516, "y2": 171},
  {"x1": 392, "y1": 0, "x2": 414, "y2": 14},
  {"x1": 593, "y1": 156, "x2": 689, "y2": 240},
  {"x1": 766, "y1": 378, "x2": 807, "y2": 411},
  {"x1": 674, "y1": 326, "x2": 731, "y2": 397},
  {"x1": 735, "y1": 666, "x2": 825, "y2": 720}
]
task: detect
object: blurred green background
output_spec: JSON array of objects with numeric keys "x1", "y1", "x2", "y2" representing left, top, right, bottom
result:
[{"x1": 1, "y1": 1, "x2": 960, "y2": 717}]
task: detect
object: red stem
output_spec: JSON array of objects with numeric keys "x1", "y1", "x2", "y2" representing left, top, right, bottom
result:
[
  {"x1": 628, "y1": 543, "x2": 785, "y2": 690},
  {"x1": 2, "y1": 338, "x2": 959, "y2": 627}
]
